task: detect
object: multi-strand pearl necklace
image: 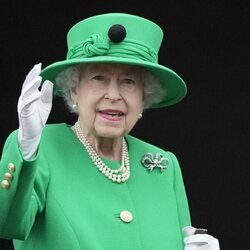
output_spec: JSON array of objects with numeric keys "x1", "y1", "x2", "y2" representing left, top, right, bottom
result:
[{"x1": 74, "y1": 121, "x2": 130, "y2": 183}]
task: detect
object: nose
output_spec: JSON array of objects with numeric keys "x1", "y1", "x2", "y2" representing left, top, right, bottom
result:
[{"x1": 104, "y1": 79, "x2": 122, "y2": 101}]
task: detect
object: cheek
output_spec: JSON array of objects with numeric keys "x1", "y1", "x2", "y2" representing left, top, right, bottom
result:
[
  {"x1": 127, "y1": 95, "x2": 144, "y2": 118},
  {"x1": 76, "y1": 85, "x2": 99, "y2": 108},
  {"x1": 76, "y1": 91, "x2": 95, "y2": 118},
  {"x1": 133, "y1": 91, "x2": 144, "y2": 111}
]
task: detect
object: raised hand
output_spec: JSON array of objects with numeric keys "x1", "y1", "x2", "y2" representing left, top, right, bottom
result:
[{"x1": 17, "y1": 63, "x2": 53, "y2": 159}]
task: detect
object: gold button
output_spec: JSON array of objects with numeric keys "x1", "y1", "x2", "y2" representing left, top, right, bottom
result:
[
  {"x1": 4, "y1": 172, "x2": 13, "y2": 181},
  {"x1": 120, "y1": 210, "x2": 133, "y2": 223},
  {"x1": 1, "y1": 180, "x2": 10, "y2": 189},
  {"x1": 8, "y1": 163, "x2": 15, "y2": 172}
]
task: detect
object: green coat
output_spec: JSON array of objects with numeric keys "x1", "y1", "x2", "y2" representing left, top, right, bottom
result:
[{"x1": 0, "y1": 123, "x2": 191, "y2": 250}]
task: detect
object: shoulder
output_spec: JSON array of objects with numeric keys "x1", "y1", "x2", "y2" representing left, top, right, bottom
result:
[
  {"x1": 126, "y1": 134, "x2": 180, "y2": 162},
  {"x1": 126, "y1": 135, "x2": 184, "y2": 178},
  {"x1": 43, "y1": 122, "x2": 70, "y2": 132},
  {"x1": 42, "y1": 123, "x2": 72, "y2": 136},
  {"x1": 38, "y1": 123, "x2": 78, "y2": 155},
  {"x1": 126, "y1": 134, "x2": 164, "y2": 152},
  {"x1": 40, "y1": 123, "x2": 74, "y2": 145}
]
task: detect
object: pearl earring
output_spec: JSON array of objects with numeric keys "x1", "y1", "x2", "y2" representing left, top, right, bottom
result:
[
  {"x1": 138, "y1": 113, "x2": 143, "y2": 119},
  {"x1": 72, "y1": 103, "x2": 77, "y2": 109}
]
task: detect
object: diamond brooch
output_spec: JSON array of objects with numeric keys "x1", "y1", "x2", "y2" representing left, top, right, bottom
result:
[{"x1": 141, "y1": 153, "x2": 169, "y2": 172}]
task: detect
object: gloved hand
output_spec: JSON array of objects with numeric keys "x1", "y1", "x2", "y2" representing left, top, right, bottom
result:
[
  {"x1": 17, "y1": 63, "x2": 53, "y2": 160},
  {"x1": 183, "y1": 226, "x2": 220, "y2": 250}
]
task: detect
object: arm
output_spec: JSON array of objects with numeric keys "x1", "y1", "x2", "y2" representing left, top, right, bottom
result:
[
  {"x1": 168, "y1": 152, "x2": 220, "y2": 249},
  {"x1": 0, "y1": 64, "x2": 53, "y2": 240},
  {"x1": 0, "y1": 131, "x2": 49, "y2": 240},
  {"x1": 167, "y1": 151, "x2": 192, "y2": 233},
  {"x1": 167, "y1": 152, "x2": 220, "y2": 249}
]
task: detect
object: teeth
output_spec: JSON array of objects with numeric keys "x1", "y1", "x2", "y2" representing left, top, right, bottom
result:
[
  {"x1": 100, "y1": 111, "x2": 123, "y2": 116},
  {"x1": 107, "y1": 112, "x2": 122, "y2": 116}
]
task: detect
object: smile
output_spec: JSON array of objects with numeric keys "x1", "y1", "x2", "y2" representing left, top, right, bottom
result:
[{"x1": 98, "y1": 109, "x2": 125, "y2": 121}]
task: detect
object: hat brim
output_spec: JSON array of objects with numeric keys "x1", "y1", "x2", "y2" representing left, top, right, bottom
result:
[{"x1": 40, "y1": 56, "x2": 187, "y2": 109}]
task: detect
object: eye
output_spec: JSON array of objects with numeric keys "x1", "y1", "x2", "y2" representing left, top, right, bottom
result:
[
  {"x1": 92, "y1": 75, "x2": 106, "y2": 81},
  {"x1": 121, "y1": 78, "x2": 136, "y2": 85}
]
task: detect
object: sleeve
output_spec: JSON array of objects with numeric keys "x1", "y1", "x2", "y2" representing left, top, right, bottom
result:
[
  {"x1": 0, "y1": 130, "x2": 49, "y2": 240},
  {"x1": 167, "y1": 151, "x2": 192, "y2": 237}
]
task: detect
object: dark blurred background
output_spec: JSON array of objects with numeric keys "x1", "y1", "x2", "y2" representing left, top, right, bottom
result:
[{"x1": 0, "y1": 1, "x2": 249, "y2": 249}]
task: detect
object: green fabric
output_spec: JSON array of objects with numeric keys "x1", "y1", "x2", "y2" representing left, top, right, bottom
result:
[
  {"x1": 40, "y1": 13, "x2": 187, "y2": 109},
  {"x1": 0, "y1": 123, "x2": 191, "y2": 249}
]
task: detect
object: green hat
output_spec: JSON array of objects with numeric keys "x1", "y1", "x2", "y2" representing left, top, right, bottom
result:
[{"x1": 40, "y1": 13, "x2": 187, "y2": 108}]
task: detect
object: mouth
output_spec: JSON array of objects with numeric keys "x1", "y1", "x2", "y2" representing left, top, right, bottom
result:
[{"x1": 98, "y1": 109, "x2": 125, "y2": 121}]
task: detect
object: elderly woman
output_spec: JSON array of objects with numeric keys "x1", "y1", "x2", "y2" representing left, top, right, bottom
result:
[{"x1": 0, "y1": 13, "x2": 219, "y2": 250}]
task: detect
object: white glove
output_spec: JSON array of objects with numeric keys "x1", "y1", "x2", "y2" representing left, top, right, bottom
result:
[
  {"x1": 183, "y1": 226, "x2": 220, "y2": 250},
  {"x1": 17, "y1": 63, "x2": 53, "y2": 160}
]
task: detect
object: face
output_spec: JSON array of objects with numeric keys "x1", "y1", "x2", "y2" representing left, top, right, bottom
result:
[{"x1": 71, "y1": 63, "x2": 144, "y2": 140}]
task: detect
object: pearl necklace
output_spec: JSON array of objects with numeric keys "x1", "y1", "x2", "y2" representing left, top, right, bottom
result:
[{"x1": 74, "y1": 121, "x2": 130, "y2": 183}]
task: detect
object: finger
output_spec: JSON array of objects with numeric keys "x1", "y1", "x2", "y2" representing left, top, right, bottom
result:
[
  {"x1": 21, "y1": 64, "x2": 42, "y2": 93},
  {"x1": 183, "y1": 226, "x2": 197, "y2": 236},
  {"x1": 22, "y1": 63, "x2": 42, "y2": 89},
  {"x1": 20, "y1": 63, "x2": 42, "y2": 100},
  {"x1": 39, "y1": 81, "x2": 54, "y2": 125},
  {"x1": 40, "y1": 80, "x2": 54, "y2": 105},
  {"x1": 184, "y1": 234, "x2": 213, "y2": 245},
  {"x1": 18, "y1": 91, "x2": 41, "y2": 115},
  {"x1": 19, "y1": 78, "x2": 41, "y2": 103},
  {"x1": 18, "y1": 72, "x2": 42, "y2": 106},
  {"x1": 186, "y1": 241, "x2": 208, "y2": 246}
]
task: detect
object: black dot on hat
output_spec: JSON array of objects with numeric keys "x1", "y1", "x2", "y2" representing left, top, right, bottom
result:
[{"x1": 108, "y1": 24, "x2": 126, "y2": 43}]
